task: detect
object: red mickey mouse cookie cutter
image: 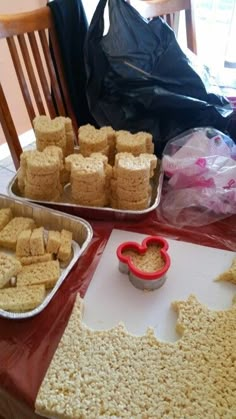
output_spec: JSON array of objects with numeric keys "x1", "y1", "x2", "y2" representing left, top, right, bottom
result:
[{"x1": 117, "y1": 236, "x2": 171, "y2": 290}]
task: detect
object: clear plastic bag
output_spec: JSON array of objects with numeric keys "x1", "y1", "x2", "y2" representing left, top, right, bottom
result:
[{"x1": 159, "y1": 127, "x2": 236, "y2": 227}]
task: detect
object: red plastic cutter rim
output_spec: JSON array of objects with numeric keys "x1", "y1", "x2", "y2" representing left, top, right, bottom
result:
[{"x1": 116, "y1": 236, "x2": 171, "y2": 281}]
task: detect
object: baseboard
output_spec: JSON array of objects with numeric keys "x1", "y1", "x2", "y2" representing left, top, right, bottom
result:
[{"x1": 0, "y1": 130, "x2": 36, "y2": 161}]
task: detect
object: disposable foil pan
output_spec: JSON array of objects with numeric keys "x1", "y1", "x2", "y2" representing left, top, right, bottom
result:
[
  {"x1": 8, "y1": 166, "x2": 164, "y2": 221},
  {"x1": 0, "y1": 194, "x2": 93, "y2": 320}
]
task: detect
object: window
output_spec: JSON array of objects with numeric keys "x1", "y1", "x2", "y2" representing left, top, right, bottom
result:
[{"x1": 195, "y1": 0, "x2": 236, "y2": 92}]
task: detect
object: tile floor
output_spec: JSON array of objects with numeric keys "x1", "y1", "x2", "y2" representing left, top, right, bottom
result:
[{"x1": 0, "y1": 142, "x2": 35, "y2": 195}]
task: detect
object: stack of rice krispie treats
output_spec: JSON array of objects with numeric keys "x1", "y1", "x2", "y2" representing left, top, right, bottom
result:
[
  {"x1": 18, "y1": 147, "x2": 63, "y2": 201},
  {"x1": 17, "y1": 118, "x2": 159, "y2": 210},
  {"x1": 111, "y1": 153, "x2": 157, "y2": 210},
  {"x1": 73, "y1": 124, "x2": 158, "y2": 209},
  {"x1": 78, "y1": 125, "x2": 154, "y2": 164},
  {"x1": 33, "y1": 115, "x2": 75, "y2": 157},
  {"x1": 65, "y1": 153, "x2": 112, "y2": 206},
  {"x1": 79, "y1": 125, "x2": 117, "y2": 165},
  {"x1": 116, "y1": 130, "x2": 154, "y2": 155}
]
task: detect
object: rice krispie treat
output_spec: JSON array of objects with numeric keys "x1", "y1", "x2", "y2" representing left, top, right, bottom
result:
[
  {"x1": 33, "y1": 115, "x2": 66, "y2": 154},
  {"x1": 216, "y1": 256, "x2": 236, "y2": 284},
  {"x1": 116, "y1": 130, "x2": 154, "y2": 156},
  {"x1": 0, "y1": 208, "x2": 13, "y2": 232},
  {"x1": 122, "y1": 244, "x2": 164, "y2": 272},
  {"x1": 99, "y1": 126, "x2": 117, "y2": 165},
  {"x1": 57, "y1": 229, "x2": 73, "y2": 263},
  {"x1": 46, "y1": 231, "x2": 61, "y2": 255},
  {"x1": 18, "y1": 253, "x2": 53, "y2": 266},
  {"x1": 0, "y1": 217, "x2": 35, "y2": 250},
  {"x1": 16, "y1": 229, "x2": 32, "y2": 257},
  {"x1": 17, "y1": 260, "x2": 60, "y2": 289},
  {"x1": 0, "y1": 252, "x2": 22, "y2": 288},
  {"x1": 78, "y1": 124, "x2": 108, "y2": 155},
  {"x1": 35, "y1": 295, "x2": 236, "y2": 418},
  {"x1": 30, "y1": 227, "x2": 45, "y2": 256},
  {"x1": 0, "y1": 285, "x2": 45, "y2": 312}
]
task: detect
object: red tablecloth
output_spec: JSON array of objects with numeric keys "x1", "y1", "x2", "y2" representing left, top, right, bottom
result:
[{"x1": 0, "y1": 211, "x2": 236, "y2": 419}]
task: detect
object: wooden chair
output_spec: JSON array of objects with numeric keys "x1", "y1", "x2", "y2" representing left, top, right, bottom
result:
[
  {"x1": 0, "y1": 7, "x2": 78, "y2": 169},
  {"x1": 127, "y1": 0, "x2": 197, "y2": 54}
]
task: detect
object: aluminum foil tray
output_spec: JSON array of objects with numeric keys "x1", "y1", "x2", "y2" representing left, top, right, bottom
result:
[
  {"x1": 0, "y1": 194, "x2": 93, "y2": 320},
  {"x1": 8, "y1": 166, "x2": 163, "y2": 221}
]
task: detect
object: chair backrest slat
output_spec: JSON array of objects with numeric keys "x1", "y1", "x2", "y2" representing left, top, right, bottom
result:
[
  {"x1": 27, "y1": 31, "x2": 57, "y2": 119},
  {"x1": 7, "y1": 36, "x2": 36, "y2": 121},
  {"x1": 38, "y1": 29, "x2": 66, "y2": 117},
  {"x1": 17, "y1": 33, "x2": 46, "y2": 116},
  {"x1": 0, "y1": 6, "x2": 78, "y2": 169},
  {"x1": 48, "y1": 26, "x2": 78, "y2": 132},
  {"x1": 185, "y1": 6, "x2": 197, "y2": 53}
]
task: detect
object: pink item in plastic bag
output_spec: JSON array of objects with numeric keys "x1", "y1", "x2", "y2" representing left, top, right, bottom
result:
[
  {"x1": 160, "y1": 128, "x2": 236, "y2": 226},
  {"x1": 162, "y1": 130, "x2": 232, "y2": 176}
]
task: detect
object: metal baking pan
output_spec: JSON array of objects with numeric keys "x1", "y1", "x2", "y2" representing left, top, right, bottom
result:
[
  {"x1": 8, "y1": 166, "x2": 164, "y2": 221},
  {"x1": 0, "y1": 194, "x2": 93, "y2": 320}
]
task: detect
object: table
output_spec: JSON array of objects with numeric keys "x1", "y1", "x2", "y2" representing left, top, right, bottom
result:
[{"x1": 0, "y1": 211, "x2": 235, "y2": 419}]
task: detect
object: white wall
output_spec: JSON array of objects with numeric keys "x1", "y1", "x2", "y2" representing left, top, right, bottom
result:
[
  {"x1": 0, "y1": 0, "x2": 48, "y2": 145},
  {"x1": 0, "y1": 0, "x2": 101, "y2": 146}
]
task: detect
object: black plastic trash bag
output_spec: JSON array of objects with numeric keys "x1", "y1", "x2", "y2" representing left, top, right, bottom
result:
[
  {"x1": 48, "y1": 0, "x2": 95, "y2": 126},
  {"x1": 84, "y1": 0, "x2": 233, "y2": 157}
]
